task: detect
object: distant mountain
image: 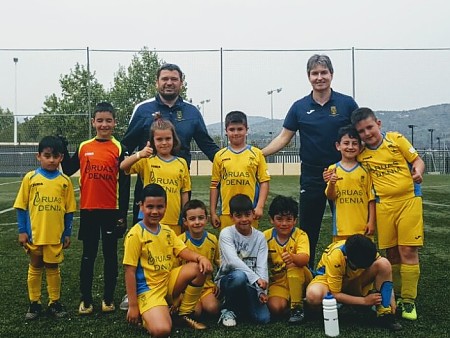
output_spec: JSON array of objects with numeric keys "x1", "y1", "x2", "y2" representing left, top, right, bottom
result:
[{"x1": 206, "y1": 104, "x2": 450, "y2": 150}]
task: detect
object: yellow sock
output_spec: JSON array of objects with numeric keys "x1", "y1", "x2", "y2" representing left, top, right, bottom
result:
[
  {"x1": 27, "y1": 265, "x2": 43, "y2": 302},
  {"x1": 46, "y1": 267, "x2": 61, "y2": 304},
  {"x1": 401, "y1": 264, "x2": 420, "y2": 303},
  {"x1": 178, "y1": 284, "x2": 203, "y2": 316},
  {"x1": 376, "y1": 305, "x2": 392, "y2": 317},
  {"x1": 391, "y1": 263, "x2": 401, "y2": 297},
  {"x1": 287, "y1": 267, "x2": 304, "y2": 309}
]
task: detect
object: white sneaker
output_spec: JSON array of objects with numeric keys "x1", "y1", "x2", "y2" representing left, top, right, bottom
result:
[
  {"x1": 218, "y1": 309, "x2": 236, "y2": 327},
  {"x1": 119, "y1": 295, "x2": 128, "y2": 311}
]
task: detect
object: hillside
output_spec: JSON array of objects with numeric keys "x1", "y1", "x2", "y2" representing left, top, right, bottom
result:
[{"x1": 206, "y1": 104, "x2": 450, "y2": 150}]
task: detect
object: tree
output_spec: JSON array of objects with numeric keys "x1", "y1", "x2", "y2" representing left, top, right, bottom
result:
[
  {"x1": 21, "y1": 63, "x2": 108, "y2": 145},
  {"x1": 19, "y1": 47, "x2": 189, "y2": 144},
  {"x1": 0, "y1": 106, "x2": 14, "y2": 142}
]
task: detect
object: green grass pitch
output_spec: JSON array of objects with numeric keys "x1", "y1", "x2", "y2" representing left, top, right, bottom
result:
[{"x1": 0, "y1": 175, "x2": 449, "y2": 337}]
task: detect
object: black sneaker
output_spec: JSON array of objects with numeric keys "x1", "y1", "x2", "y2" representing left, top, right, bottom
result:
[
  {"x1": 47, "y1": 301, "x2": 68, "y2": 318},
  {"x1": 25, "y1": 301, "x2": 42, "y2": 320},
  {"x1": 288, "y1": 307, "x2": 305, "y2": 324},
  {"x1": 377, "y1": 313, "x2": 402, "y2": 331}
]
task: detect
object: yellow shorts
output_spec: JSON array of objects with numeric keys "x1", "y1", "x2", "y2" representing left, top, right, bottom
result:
[
  {"x1": 219, "y1": 214, "x2": 259, "y2": 230},
  {"x1": 332, "y1": 235, "x2": 374, "y2": 243},
  {"x1": 24, "y1": 243, "x2": 64, "y2": 264},
  {"x1": 376, "y1": 197, "x2": 424, "y2": 249},
  {"x1": 268, "y1": 267, "x2": 312, "y2": 300},
  {"x1": 309, "y1": 274, "x2": 373, "y2": 296},
  {"x1": 200, "y1": 286, "x2": 216, "y2": 300},
  {"x1": 138, "y1": 266, "x2": 182, "y2": 314}
]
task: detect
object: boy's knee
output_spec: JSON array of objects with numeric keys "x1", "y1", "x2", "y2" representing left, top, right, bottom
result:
[
  {"x1": 148, "y1": 325, "x2": 171, "y2": 338},
  {"x1": 228, "y1": 270, "x2": 248, "y2": 286},
  {"x1": 374, "y1": 257, "x2": 391, "y2": 273},
  {"x1": 306, "y1": 285, "x2": 325, "y2": 305}
]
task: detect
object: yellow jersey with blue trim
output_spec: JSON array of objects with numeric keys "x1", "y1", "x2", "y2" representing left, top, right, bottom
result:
[
  {"x1": 178, "y1": 231, "x2": 220, "y2": 289},
  {"x1": 123, "y1": 222, "x2": 187, "y2": 295},
  {"x1": 13, "y1": 168, "x2": 76, "y2": 245},
  {"x1": 127, "y1": 155, "x2": 191, "y2": 226},
  {"x1": 325, "y1": 162, "x2": 375, "y2": 236},
  {"x1": 357, "y1": 132, "x2": 420, "y2": 203},
  {"x1": 314, "y1": 240, "x2": 380, "y2": 293},
  {"x1": 264, "y1": 227, "x2": 310, "y2": 281},
  {"x1": 210, "y1": 145, "x2": 270, "y2": 215}
]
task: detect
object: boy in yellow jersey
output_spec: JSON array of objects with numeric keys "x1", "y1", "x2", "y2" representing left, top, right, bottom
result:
[
  {"x1": 60, "y1": 102, "x2": 129, "y2": 315},
  {"x1": 179, "y1": 199, "x2": 220, "y2": 318},
  {"x1": 123, "y1": 184, "x2": 212, "y2": 338},
  {"x1": 264, "y1": 195, "x2": 312, "y2": 324},
  {"x1": 351, "y1": 107, "x2": 425, "y2": 321},
  {"x1": 306, "y1": 234, "x2": 402, "y2": 331},
  {"x1": 324, "y1": 125, "x2": 375, "y2": 241},
  {"x1": 14, "y1": 136, "x2": 76, "y2": 320},
  {"x1": 210, "y1": 111, "x2": 270, "y2": 230}
]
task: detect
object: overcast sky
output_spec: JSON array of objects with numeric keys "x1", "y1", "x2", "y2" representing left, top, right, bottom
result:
[{"x1": 1, "y1": 0, "x2": 449, "y2": 127}]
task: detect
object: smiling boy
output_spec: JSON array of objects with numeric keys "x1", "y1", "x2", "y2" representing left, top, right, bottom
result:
[{"x1": 351, "y1": 107, "x2": 425, "y2": 321}]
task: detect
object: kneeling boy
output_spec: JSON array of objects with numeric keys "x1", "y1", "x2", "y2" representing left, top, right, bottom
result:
[
  {"x1": 123, "y1": 184, "x2": 212, "y2": 338},
  {"x1": 306, "y1": 234, "x2": 402, "y2": 331}
]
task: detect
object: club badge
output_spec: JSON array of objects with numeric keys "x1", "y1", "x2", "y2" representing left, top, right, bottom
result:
[
  {"x1": 330, "y1": 106, "x2": 337, "y2": 116},
  {"x1": 176, "y1": 111, "x2": 183, "y2": 121}
]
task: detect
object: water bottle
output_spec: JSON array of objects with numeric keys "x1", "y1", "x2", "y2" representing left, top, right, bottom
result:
[{"x1": 322, "y1": 292, "x2": 339, "y2": 337}]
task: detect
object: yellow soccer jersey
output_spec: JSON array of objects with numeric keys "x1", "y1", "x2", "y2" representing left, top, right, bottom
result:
[
  {"x1": 264, "y1": 227, "x2": 310, "y2": 282},
  {"x1": 179, "y1": 231, "x2": 220, "y2": 289},
  {"x1": 325, "y1": 162, "x2": 375, "y2": 237},
  {"x1": 123, "y1": 222, "x2": 187, "y2": 295},
  {"x1": 357, "y1": 132, "x2": 421, "y2": 202},
  {"x1": 210, "y1": 145, "x2": 270, "y2": 215},
  {"x1": 128, "y1": 155, "x2": 191, "y2": 226},
  {"x1": 13, "y1": 168, "x2": 76, "y2": 245},
  {"x1": 315, "y1": 240, "x2": 377, "y2": 293}
]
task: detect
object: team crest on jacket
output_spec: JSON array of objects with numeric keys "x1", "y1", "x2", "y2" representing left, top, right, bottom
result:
[
  {"x1": 330, "y1": 106, "x2": 338, "y2": 116},
  {"x1": 176, "y1": 111, "x2": 183, "y2": 121}
]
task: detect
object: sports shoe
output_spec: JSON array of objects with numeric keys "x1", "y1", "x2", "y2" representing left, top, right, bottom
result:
[
  {"x1": 395, "y1": 298, "x2": 403, "y2": 316},
  {"x1": 102, "y1": 300, "x2": 116, "y2": 313},
  {"x1": 78, "y1": 301, "x2": 93, "y2": 315},
  {"x1": 288, "y1": 307, "x2": 305, "y2": 324},
  {"x1": 376, "y1": 313, "x2": 402, "y2": 331},
  {"x1": 25, "y1": 301, "x2": 42, "y2": 320},
  {"x1": 402, "y1": 302, "x2": 417, "y2": 320},
  {"x1": 119, "y1": 294, "x2": 128, "y2": 311},
  {"x1": 47, "y1": 301, "x2": 68, "y2": 318},
  {"x1": 218, "y1": 309, "x2": 237, "y2": 327},
  {"x1": 178, "y1": 314, "x2": 207, "y2": 330}
]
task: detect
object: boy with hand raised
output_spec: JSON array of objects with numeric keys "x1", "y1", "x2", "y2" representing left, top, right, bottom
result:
[{"x1": 264, "y1": 195, "x2": 312, "y2": 324}]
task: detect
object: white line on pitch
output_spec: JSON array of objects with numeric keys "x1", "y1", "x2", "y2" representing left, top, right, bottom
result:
[
  {"x1": 0, "y1": 181, "x2": 21, "y2": 186},
  {"x1": 0, "y1": 207, "x2": 14, "y2": 214}
]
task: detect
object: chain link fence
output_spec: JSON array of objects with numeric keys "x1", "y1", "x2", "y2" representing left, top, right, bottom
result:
[{"x1": 1, "y1": 47, "x2": 449, "y2": 175}]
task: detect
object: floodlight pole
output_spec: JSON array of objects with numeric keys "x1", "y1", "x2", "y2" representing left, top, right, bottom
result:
[
  {"x1": 13, "y1": 57, "x2": 19, "y2": 145},
  {"x1": 428, "y1": 129, "x2": 434, "y2": 150},
  {"x1": 200, "y1": 99, "x2": 210, "y2": 117},
  {"x1": 408, "y1": 124, "x2": 416, "y2": 147},
  {"x1": 267, "y1": 88, "x2": 282, "y2": 137}
]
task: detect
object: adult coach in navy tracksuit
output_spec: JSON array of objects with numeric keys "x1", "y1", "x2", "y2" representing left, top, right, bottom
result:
[
  {"x1": 262, "y1": 55, "x2": 358, "y2": 267},
  {"x1": 122, "y1": 63, "x2": 219, "y2": 224}
]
